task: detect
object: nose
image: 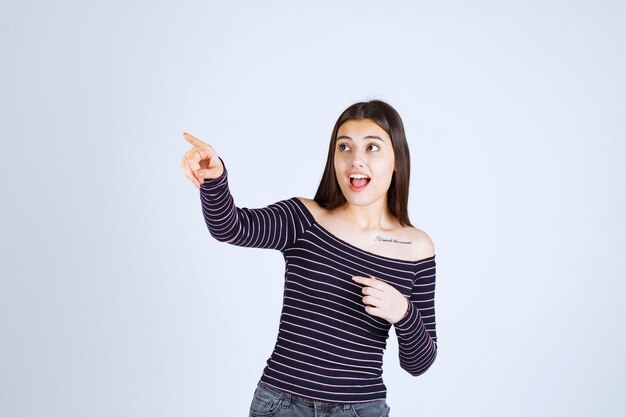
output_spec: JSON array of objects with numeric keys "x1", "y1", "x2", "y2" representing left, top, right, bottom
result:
[{"x1": 351, "y1": 150, "x2": 367, "y2": 169}]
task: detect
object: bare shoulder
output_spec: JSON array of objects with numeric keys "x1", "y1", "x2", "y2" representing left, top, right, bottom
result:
[
  {"x1": 296, "y1": 197, "x2": 326, "y2": 219},
  {"x1": 405, "y1": 226, "x2": 436, "y2": 261}
]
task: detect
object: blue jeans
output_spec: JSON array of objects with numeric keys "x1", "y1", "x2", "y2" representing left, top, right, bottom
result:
[{"x1": 249, "y1": 381, "x2": 391, "y2": 417}]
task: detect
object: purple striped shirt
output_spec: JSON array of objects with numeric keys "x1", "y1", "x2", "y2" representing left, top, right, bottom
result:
[{"x1": 200, "y1": 163, "x2": 437, "y2": 403}]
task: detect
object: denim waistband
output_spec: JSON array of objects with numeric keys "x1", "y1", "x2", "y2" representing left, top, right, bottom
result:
[{"x1": 257, "y1": 381, "x2": 383, "y2": 408}]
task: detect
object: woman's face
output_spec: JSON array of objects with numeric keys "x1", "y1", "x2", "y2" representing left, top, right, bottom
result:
[{"x1": 334, "y1": 118, "x2": 395, "y2": 207}]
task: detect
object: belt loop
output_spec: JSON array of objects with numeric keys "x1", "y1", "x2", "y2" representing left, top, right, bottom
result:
[
  {"x1": 343, "y1": 403, "x2": 351, "y2": 412},
  {"x1": 282, "y1": 392, "x2": 292, "y2": 408}
]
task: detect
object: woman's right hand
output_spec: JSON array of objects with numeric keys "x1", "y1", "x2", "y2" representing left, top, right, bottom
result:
[{"x1": 181, "y1": 132, "x2": 225, "y2": 189}]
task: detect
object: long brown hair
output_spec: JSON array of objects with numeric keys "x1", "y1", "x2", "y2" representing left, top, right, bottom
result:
[{"x1": 314, "y1": 100, "x2": 413, "y2": 227}]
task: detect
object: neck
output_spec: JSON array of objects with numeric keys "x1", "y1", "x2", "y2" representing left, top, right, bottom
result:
[{"x1": 338, "y1": 196, "x2": 394, "y2": 230}]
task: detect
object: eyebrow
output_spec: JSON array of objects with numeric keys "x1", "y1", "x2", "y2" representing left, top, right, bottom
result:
[{"x1": 336, "y1": 135, "x2": 385, "y2": 141}]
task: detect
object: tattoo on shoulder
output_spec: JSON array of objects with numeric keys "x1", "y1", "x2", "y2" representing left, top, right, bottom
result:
[{"x1": 374, "y1": 235, "x2": 412, "y2": 245}]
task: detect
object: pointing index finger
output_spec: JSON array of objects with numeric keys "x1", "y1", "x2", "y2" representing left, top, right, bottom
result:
[
  {"x1": 183, "y1": 132, "x2": 207, "y2": 148},
  {"x1": 352, "y1": 276, "x2": 387, "y2": 290}
]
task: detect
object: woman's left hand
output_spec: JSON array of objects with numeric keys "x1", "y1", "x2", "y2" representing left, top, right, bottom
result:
[{"x1": 352, "y1": 276, "x2": 409, "y2": 324}]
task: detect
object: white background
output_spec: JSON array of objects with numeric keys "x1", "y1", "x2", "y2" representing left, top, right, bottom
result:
[{"x1": 1, "y1": 1, "x2": 625, "y2": 416}]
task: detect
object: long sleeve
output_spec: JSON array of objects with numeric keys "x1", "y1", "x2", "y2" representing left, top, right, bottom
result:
[
  {"x1": 393, "y1": 256, "x2": 437, "y2": 376},
  {"x1": 199, "y1": 160, "x2": 310, "y2": 251}
]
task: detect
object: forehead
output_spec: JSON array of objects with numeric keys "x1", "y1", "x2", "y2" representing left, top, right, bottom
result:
[{"x1": 337, "y1": 119, "x2": 391, "y2": 142}]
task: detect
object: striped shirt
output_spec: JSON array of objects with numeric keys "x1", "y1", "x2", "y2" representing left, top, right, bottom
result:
[{"x1": 200, "y1": 164, "x2": 437, "y2": 403}]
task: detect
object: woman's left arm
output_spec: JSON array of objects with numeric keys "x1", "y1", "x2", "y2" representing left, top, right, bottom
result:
[
  {"x1": 393, "y1": 257, "x2": 438, "y2": 376},
  {"x1": 352, "y1": 256, "x2": 437, "y2": 376}
]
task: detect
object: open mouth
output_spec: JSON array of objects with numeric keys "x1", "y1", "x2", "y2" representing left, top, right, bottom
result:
[{"x1": 349, "y1": 174, "x2": 371, "y2": 191}]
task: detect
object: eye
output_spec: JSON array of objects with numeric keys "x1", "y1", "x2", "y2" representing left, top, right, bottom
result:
[
  {"x1": 367, "y1": 143, "x2": 380, "y2": 152},
  {"x1": 338, "y1": 143, "x2": 351, "y2": 152}
]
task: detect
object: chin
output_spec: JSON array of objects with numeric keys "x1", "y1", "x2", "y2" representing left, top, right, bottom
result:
[{"x1": 339, "y1": 184, "x2": 387, "y2": 207}]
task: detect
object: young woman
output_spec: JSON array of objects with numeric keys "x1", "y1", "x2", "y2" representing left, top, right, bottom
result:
[{"x1": 181, "y1": 100, "x2": 437, "y2": 417}]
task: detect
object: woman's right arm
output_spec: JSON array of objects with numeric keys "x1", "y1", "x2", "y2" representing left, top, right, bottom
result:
[{"x1": 181, "y1": 133, "x2": 309, "y2": 251}]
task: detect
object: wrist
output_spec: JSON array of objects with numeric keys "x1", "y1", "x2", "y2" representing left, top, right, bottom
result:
[
  {"x1": 392, "y1": 298, "x2": 411, "y2": 325},
  {"x1": 401, "y1": 298, "x2": 410, "y2": 319}
]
